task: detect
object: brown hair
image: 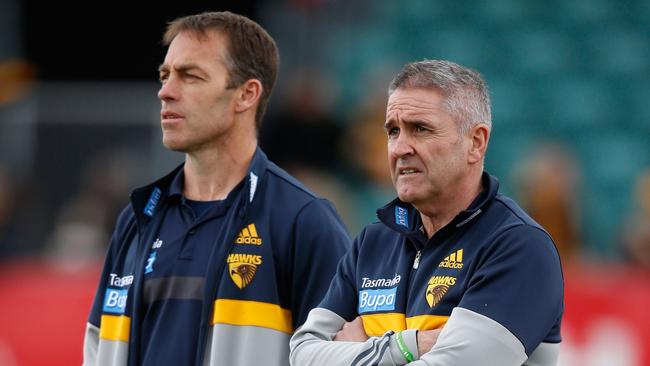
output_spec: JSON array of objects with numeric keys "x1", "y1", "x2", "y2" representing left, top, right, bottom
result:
[{"x1": 164, "y1": 11, "x2": 279, "y2": 128}]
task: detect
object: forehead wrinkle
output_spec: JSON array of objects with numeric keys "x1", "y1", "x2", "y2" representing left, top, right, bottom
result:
[
  {"x1": 390, "y1": 94, "x2": 449, "y2": 114},
  {"x1": 387, "y1": 101, "x2": 439, "y2": 119}
]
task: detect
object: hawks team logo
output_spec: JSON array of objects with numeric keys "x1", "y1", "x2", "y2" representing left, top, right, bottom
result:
[
  {"x1": 227, "y1": 253, "x2": 262, "y2": 289},
  {"x1": 425, "y1": 276, "x2": 456, "y2": 308}
]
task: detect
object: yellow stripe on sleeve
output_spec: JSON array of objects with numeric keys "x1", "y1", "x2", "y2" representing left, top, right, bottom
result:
[
  {"x1": 99, "y1": 315, "x2": 131, "y2": 342},
  {"x1": 212, "y1": 299, "x2": 293, "y2": 334}
]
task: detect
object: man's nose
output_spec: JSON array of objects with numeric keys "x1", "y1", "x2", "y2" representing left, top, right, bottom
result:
[
  {"x1": 391, "y1": 133, "x2": 415, "y2": 157},
  {"x1": 158, "y1": 77, "x2": 178, "y2": 101}
]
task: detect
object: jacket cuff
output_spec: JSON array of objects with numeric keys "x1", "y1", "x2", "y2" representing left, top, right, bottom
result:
[{"x1": 389, "y1": 329, "x2": 420, "y2": 364}]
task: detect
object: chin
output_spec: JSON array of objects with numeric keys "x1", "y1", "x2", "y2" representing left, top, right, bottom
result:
[
  {"x1": 162, "y1": 139, "x2": 187, "y2": 152},
  {"x1": 396, "y1": 190, "x2": 418, "y2": 204}
]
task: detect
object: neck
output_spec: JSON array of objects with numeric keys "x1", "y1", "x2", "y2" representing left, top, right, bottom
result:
[
  {"x1": 418, "y1": 169, "x2": 483, "y2": 239},
  {"x1": 183, "y1": 128, "x2": 257, "y2": 201}
]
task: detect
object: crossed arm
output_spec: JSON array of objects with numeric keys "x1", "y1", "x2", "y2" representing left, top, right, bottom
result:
[
  {"x1": 291, "y1": 226, "x2": 563, "y2": 365},
  {"x1": 289, "y1": 306, "x2": 543, "y2": 366},
  {"x1": 334, "y1": 316, "x2": 441, "y2": 357}
]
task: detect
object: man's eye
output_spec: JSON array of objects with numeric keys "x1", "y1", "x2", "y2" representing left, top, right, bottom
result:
[
  {"x1": 387, "y1": 127, "x2": 399, "y2": 137},
  {"x1": 415, "y1": 125, "x2": 428, "y2": 132}
]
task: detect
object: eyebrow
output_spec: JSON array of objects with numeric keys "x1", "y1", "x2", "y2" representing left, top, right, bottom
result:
[
  {"x1": 158, "y1": 63, "x2": 206, "y2": 75},
  {"x1": 384, "y1": 115, "x2": 433, "y2": 129}
]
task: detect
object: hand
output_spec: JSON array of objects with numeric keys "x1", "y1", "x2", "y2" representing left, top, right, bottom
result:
[
  {"x1": 417, "y1": 328, "x2": 442, "y2": 355},
  {"x1": 334, "y1": 316, "x2": 369, "y2": 342}
]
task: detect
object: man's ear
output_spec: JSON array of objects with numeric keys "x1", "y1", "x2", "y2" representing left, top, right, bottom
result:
[
  {"x1": 467, "y1": 123, "x2": 490, "y2": 164},
  {"x1": 234, "y1": 79, "x2": 262, "y2": 114}
]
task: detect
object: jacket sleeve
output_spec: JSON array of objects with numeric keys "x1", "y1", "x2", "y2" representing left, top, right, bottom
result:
[
  {"x1": 83, "y1": 234, "x2": 117, "y2": 366},
  {"x1": 83, "y1": 322, "x2": 100, "y2": 366},
  {"x1": 413, "y1": 225, "x2": 563, "y2": 365},
  {"x1": 290, "y1": 198, "x2": 351, "y2": 329},
  {"x1": 290, "y1": 228, "x2": 416, "y2": 366},
  {"x1": 82, "y1": 206, "x2": 134, "y2": 366},
  {"x1": 290, "y1": 308, "x2": 415, "y2": 366},
  {"x1": 410, "y1": 307, "x2": 527, "y2": 366},
  {"x1": 457, "y1": 225, "x2": 563, "y2": 355}
]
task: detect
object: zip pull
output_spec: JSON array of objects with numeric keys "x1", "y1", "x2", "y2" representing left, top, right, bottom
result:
[{"x1": 413, "y1": 250, "x2": 421, "y2": 269}]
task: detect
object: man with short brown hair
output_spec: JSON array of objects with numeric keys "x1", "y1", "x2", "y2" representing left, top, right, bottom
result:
[{"x1": 83, "y1": 11, "x2": 349, "y2": 366}]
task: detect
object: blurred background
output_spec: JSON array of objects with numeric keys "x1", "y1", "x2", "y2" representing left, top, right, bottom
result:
[{"x1": 0, "y1": 0, "x2": 648, "y2": 365}]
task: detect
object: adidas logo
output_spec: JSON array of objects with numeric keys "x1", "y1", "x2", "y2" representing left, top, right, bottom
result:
[
  {"x1": 235, "y1": 223, "x2": 262, "y2": 245},
  {"x1": 438, "y1": 249, "x2": 464, "y2": 269}
]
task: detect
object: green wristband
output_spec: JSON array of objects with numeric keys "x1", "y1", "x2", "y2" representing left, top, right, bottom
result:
[{"x1": 395, "y1": 331, "x2": 415, "y2": 362}]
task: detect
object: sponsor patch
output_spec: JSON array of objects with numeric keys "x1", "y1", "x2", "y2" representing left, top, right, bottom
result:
[
  {"x1": 103, "y1": 288, "x2": 128, "y2": 314},
  {"x1": 358, "y1": 287, "x2": 397, "y2": 313},
  {"x1": 395, "y1": 206, "x2": 409, "y2": 227},
  {"x1": 109, "y1": 273, "x2": 133, "y2": 287},
  {"x1": 438, "y1": 249, "x2": 464, "y2": 269},
  {"x1": 235, "y1": 223, "x2": 262, "y2": 245},
  {"x1": 144, "y1": 187, "x2": 162, "y2": 217},
  {"x1": 145, "y1": 251, "x2": 156, "y2": 274},
  {"x1": 152, "y1": 238, "x2": 163, "y2": 249},
  {"x1": 227, "y1": 253, "x2": 262, "y2": 289},
  {"x1": 361, "y1": 274, "x2": 401, "y2": 289},
  {"x1": 425, "y1": 276, "x2": 456, "y2": 308}
]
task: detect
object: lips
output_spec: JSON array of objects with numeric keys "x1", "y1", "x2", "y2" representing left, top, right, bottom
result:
[
  {"x1": 398, "y1": 167, "x2": 420, "y2": 175},
  {"x1": 161, "y1": 110, "x2": 184, "y2": 120}
]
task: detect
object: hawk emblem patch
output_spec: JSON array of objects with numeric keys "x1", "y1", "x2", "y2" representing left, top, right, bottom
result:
[
  {"x1": 425, "y1": 275, "x2": 456, "y2": 308},
  {"x1": 229, "y1": 263, "x2": 258, "y2": 289},
  {"x1": 226, "y1": 253, "x2": 262, "y2": 289}
]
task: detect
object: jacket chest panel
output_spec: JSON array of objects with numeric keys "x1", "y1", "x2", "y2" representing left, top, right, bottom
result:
[
  {"x1": 355, "y1": 237, "x2": 473, "y2": 319},
  {"x1": 216, "y1": 220, "x2": 285, "y2": 304}
]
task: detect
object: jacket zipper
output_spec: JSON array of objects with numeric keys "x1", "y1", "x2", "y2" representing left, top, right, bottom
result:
[{"x1": 412, "y1": 250, "x2": 421, "y2": 269}]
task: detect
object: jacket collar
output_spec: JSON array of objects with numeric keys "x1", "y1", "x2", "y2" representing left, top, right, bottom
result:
[
  {"x1": 130, "y1": 147, "x2": 270, "y2": 227},
  {"x1": 377, "y1": 171, "x2": 499, "y2": 239}
]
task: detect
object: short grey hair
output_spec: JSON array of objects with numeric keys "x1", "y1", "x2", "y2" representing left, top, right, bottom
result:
[{"x1": 388, "y1": 60, "x2": 492, "y2": 135}]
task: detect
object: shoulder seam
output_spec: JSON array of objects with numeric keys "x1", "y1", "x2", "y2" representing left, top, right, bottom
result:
[
  {"x1": 493, "y1": 196, "x2": 529, "y2": 225},
  {"x1": 295, "y1": 197, "x2": 328, "y2": 219},
  {"x1": 266, "y1": 167, "x2": 319, "y2": 199},
  {"x1": 494, "y1": 197, "x2": 549, "y2": 230},
  {"x1": 491, "y1": 198, "x2": 553, "y2": 241}
]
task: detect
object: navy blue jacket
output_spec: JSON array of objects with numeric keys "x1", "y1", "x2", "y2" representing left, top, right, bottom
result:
[
  {"x1": 84, "y1": 148, "x2": 350, "y2": 366},
  {"x1": 308, "y1": 172, "x2": 563, "y2": 364}
]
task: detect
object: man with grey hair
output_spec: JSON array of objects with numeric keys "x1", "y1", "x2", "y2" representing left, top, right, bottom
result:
[{"x1": 290, "y1": 60, "x2": 564, "y2": 365}]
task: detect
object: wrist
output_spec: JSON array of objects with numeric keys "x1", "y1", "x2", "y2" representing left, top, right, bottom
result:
[{"x1": 391, "y1": 329, "x2": 419, "y2": 363}]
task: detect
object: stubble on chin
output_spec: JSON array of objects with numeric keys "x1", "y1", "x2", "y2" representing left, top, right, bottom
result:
[
  {"x1": 161, "y1": 136, "x2": 186, "y2": 152},
  {"x1": 395, "y1": 184, "x2": 413, "y2": 203}
]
